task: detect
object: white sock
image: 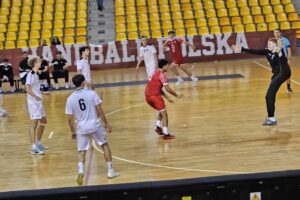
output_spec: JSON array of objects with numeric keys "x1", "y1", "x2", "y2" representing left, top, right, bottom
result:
[
  {"x1": 78, "y1": 162, "x2": 84, "y2": 174},
  {"x1": 32, "y1": 144, "x2": 37, "y2": 149},
  {"x1": 36, "y1": 140, "x2": 41, "y2": 145},
  {"x1": 268, "y1": 117, "x2": 276, "y2": 122},
  {"x1": 107, "y1": 162, "x2": 113, "y2": 172},
  {"x1": 156, "y1": 120, "x2": 161, "y2": 127},
  {"x1": 162, "y1": 127, "x2": 168, "y2": 135},
  {"x1": 177, "y1": 76, "x2": 182, "y2": 81}
]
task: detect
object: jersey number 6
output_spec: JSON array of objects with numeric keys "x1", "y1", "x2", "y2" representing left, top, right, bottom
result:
[{"x1": 79, "y1": 99, "x2": 86, "y2": 111}]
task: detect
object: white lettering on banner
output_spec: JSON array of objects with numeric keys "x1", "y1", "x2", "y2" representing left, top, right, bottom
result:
[
  {"x1": 187, "y1": 36, "x2": 201, "y2": 57},
  {"x1": 157, "y1": 38, "x2": 166, "y2": 59},
  {"x1": 135, "y1": 39, "x2": 141, "y2": 57},
  {"x1": 250, "y1": 192, "x2": 261, "y2": 200},
  {"x1": 182, "y1": 42, "x2": 187, "y2": 57},
  {"x1": 56, "y1": 45, "x2": 72, "y2": 64},
  {"x1": 42, "y1": 46, "x2": 53, "y2": 62},
  {"x1": 30, "y1": 47, "x2": 37, "y2": 57},
  {"x1": 90, "y1": 45, "x2": 104, "y2": 65},
  {"x1": 236, "y1": 32, "x2": 249, "y2": 53},
  {"x1": 216, "y1": 33, "x2": 233, "y2": 55},
  {"x1": 73, "y1": 44, "x2": 86, "y2": 64},
  {"x1": 105, "y1": 42, "x2": 121, "y2": 64},
  {"x1": 121, "y1": 40, "x2": 135, "y2": 62},
  {"x1": 202, "y1": 34, "x2": 215, "y2": 56}
]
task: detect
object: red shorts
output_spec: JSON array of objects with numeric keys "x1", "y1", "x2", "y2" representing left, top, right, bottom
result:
[
  {"x1": 172, "y1": 57, "x2": 183, "y2": 65},
  {"x1": 145, "y1": 95, "x2": 166, "y2": 111}
]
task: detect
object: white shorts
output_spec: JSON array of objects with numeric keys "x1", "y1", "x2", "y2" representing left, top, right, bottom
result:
[
  {"x1": 28, "y1": 102, "x2": 46, "y2": 120},
  {"x1": 76, "y1": 127, "x2": 107, "y2": 151}
]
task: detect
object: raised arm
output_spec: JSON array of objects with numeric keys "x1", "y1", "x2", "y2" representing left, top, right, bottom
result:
[{"x1": 231, "y1": 44, "x2": 268, "y2": 55}]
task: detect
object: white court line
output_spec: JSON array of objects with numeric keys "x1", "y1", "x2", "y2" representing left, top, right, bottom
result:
[
  {"x1": 253, "y1": 61, "x2": 300, "y2": 86},
  {"x1": 48, "y1": 131, "x2": 54, "y2": 139},
  {"x1": 93, "y1": 103, "x2": 251, "y2": 175}
]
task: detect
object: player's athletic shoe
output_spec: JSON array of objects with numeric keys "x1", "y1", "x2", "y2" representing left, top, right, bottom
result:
[
  {"x1": 37, "y1": 143, "x2": 48, "y2": 151},
  {"x1": 262, "y1": 118, "x2": 277, "y2": 126},
  {"x1": 175, "y1": 78, "x2": 184, "y2": 86},
  {"x1": 0, "y1": 108, "x2": 8, "y2": 117},
  {"x1": 191, "y1": 77, "x2": 198, "y2": 86},
  {"x1": 107, "y1": 170, "x2": 120, "y2": 179},
  {"x1": 163, "y1": 134, "x2": 176, "y2": 140},
  {"x1": 77, "y1": 173, "x2": 84, "y2": 185},
  {"x1": 287, "y1": 88, "x2": 293, "y2": 94},
  {"x1": 31, "y1": 147, "x2": 45, "y2": 155},
  {"x1": 155, "y1": 126, "x2": 163, "y2": 135}
]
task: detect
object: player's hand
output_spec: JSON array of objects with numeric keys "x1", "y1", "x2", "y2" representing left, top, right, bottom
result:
[
  {"x1": 136, "y1": 65, "x2": 139, "y2": 70},
  {"x1": 35, "y1": 96, "x2": 42, "y2": 101},
  {"x1": 71, "y1": 133, "x2": 76, "y2": 139},
  {"x1": 231, "y1": 44, "x2": 241, "y2": 52},
  {"x1": 105, "y1": 124, "x2": 112, "y2": 133}
]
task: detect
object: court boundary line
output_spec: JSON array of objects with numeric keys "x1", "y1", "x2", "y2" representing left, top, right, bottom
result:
[{"x1": 253, "y1": 61, "x2": 300, "y2": 86}]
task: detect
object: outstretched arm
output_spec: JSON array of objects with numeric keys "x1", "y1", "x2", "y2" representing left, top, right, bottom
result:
[{"x1": 231, "y1": 44, "x2": 268, "y2": 55}]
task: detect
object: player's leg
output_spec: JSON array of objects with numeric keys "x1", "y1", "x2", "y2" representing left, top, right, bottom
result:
[
  {"x1": 160, "y1": 110, "x2": 175, "y2": 139},
  {"x1": 155, "y1": 113, "x2": 163, "y2": 135},
  {"x1": 30, "y1": 119, "x2": 45, "y2": 154},
  {"x1": 0, "y1": 93, "x2": 7, "y2": 117},
  {"x1": 76, "y1": 133, "x2": 89, "y2": 185},
  {"x1": 170, "y1": 63, "x2": 184, "y2": 85},
  {"x1": 178, "y1": 64, "x2": 198, "y2": 86},
  {"x1": 286, "y1": 78, "x2": 292, "y2": 94},
  {"x1": 52, "y1": 71, "x2": 59, "y2": 89},
  {"x1": 8, "y1": 75, "x2": 15, "y2": 92},
  {"x1": 36, "y1": 116, "x2": 48, "y2": 151},
  {"x1": 77, "y1": 150, "x2": 86, "y2": 185},
  {"x1": 146, "y1": 65, "x2": 155, "y2": 80},
  {"x1": 64, "y1": 70, "x2": 70, "y2": 88}
]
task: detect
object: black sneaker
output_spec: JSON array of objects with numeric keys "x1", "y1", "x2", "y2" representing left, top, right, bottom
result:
[{"x1": 287, "y1": 88, "x2": 293, "y2": 94}]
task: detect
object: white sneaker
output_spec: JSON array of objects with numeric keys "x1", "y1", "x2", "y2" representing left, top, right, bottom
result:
[
  {"x1": 65, "y1": 83, "x2": 69, "y2": 89},
  {"x1": 10, "y1": 87, "x2": 15, "y2": 93},
  {"x1": 31, "y1": 147, "x2": 45, "y2": 155},
  {"x1": 191, "y1": 77, "x2": 198, "y2": 86},
  {"x1": 175, "y1": 78, "x2": 184, "y2": 86},
  {"x1": 0, "y1": 108, "x2": 7, "y2": 117},
  {"x1": 107, "y1": 170, "x2": 120, "y2": 179},
  {"x1": 37, "y1": 143, "x2": 48, "y2": 151},
  {"x1": 77, "y1": 173, "x2": 84, "y2": 185},
  {"x1": 55, "y1": 84, "x2": 59, "y2": 90}
]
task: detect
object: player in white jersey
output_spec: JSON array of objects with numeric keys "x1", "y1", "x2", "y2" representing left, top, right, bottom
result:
[
  {"x1": 65, "y1": 74, "x2": 119, "y2": 185},
  {"x1": 136, "y1": 36, "x2": 158, "y2": 80},
  {"x1": 77, "y1": 46, "x2": 93, "y2": 89},
  {"x1": 0, "y1": 92, "x2": 7, "y2": 117},
  {"x1": 26, "y1": 57, "x2": 48, "y2": 155}
]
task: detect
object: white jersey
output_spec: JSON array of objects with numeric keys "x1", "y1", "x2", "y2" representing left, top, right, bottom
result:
[
  {"x1": 26, "y1": 71, "x2": 42, "y2": 105},
  {"x1": 77, "y1": 58, "x2": 91, "y2": 83},
  {"x1": 65, "y1": 89, "x2": 102, "y2": 134},
  {"x1": 139, "y1": 45, "x2": 157, "y2": 78}
]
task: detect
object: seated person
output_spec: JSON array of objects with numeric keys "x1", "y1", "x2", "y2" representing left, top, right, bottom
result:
[
  {"x1": 0, "y1": 58, "x2": 15, "y2": 93},
  {"x1": 51, "y1": 37, "x2": 61, "y2": 45},
  {"x1": 19, "y1": 51, "x2": 31, "y2": 91},
  {"x1": 50, "y1": 51, "x2": 69, "y2": 89},
  {"x1": 38, "y1": 56, "x2": 51, "y2": 91}
]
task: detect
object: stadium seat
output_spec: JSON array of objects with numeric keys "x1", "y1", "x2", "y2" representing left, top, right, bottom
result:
[
  {"x1": 30, "y1": 30, "x2": 40, "y2": 39},
  {"x1": 65, "y1": 29, "x2": 75, "y2": 37},
  {"x1": 251, "y1": 6, "x2": 262, "y2": 15},
  {"x1": 281, "y1": 0, "x2": 291, "y2": 5},
  {"x1": 170, "y1": 0, "x2": 180, "y2": 3},
  {"x1": 21, "y1": 14, "x2": 31, "y2": 23},
  {"x1": 22, "y1": 6, "x2": 32, "y2": 15},
  {"x1": 271, "y1": 0, "x2": 280, "y2": 5},
  {"x1": 115, "y1": 0, "x2": 124, "y2": 7},
  {"x1": 116, "y1": 33, "x2": 126, "y2": 41},
  {"x1": 33, "y1": 5, "x2": 43, "y2": 13},
  {"x1": 0, "y1": 42, "x2": 3, "y2": 49},
  {"x1": 196, "y1": 18, "x2": 207, "y2": 27},
  {"x1": 246, "y1": 24, "x2": 256, "y2": 32},
  {"x1": 0, "y1": 16, "x2": 8, "y2": 24},
  {"x1": 163, "y1": 21, "x2": 173, "y2": 29},
  {"x1": 268, "y1": 22, "x2": 279, "y2": 30},
  {"x1": 243, "y1": 16, "x2": 253, "y2": 24},
  {"x1": 53, "y1": 29, "x2": 63, "y2": 37},
  {"x1": 78, "y1": 2, "x2": 87, "y2": 10},
  {"x1": 125, "y1": 0, "x2": 135, "y2": 7},
  {"x1": 193, "y1": 2, "x2": 203, "y2": 10},
  {"x1": 139, "y1": 22, "x2": 149, "y2": 31},
  {"x1": 6, "y1": 32, "x2": 16, "y2": 41},
  {"x1": 116, "y1": 24, "x2": 126, "y2": 32},
  {"x1": 0, "y1": 24, "x2": 7, "y2": 33},
  {"x1": 185, "y1": 19, "x2": 196, "y2": 28},
  {"x1": 77, "y1": 19, "x2": 87, "y2": 27},
  {"x1": 77, "y1": 10, "x2": 87, "y2": 18},
  {"x1": 174, "y1": 20, "x2": 184, "y2": 29},
  {"x1": 254, "y1": 15, "x2": 265, "y2": 23},
  {"x1": 42, "y1": 30, "x2": 52, "y2": 38},
  {"x1": 140, "y1": 30, "x2": 150, "y2": 37},
  {"x1": 128, "y1": 32, "x2": 138, "y2": 40},
  {"x1": 24, "y1": 0, "x2": 33, "y2": 6},
  {"x1": 262, "y1": 6, "x2": 273, "y2": 14},
  {"x1": 115, "y1": 7, "x2": 125, "y2": 16},
  {"x1": 199, "y1": 27, "x2": 209, "y2": 35},
  {"x1": 44, "y1": 4, "x2": 54, "y2": 12},
  {"x1": 160, "y1": 4, "x2": 170, "y2": 12},
  {"x1": 249, "y1": 0, "x2": 259, "y2": 6},
  {"x1": 274, "y1": 5, "x2": 284, "y2": 14},
  {"x1": 137, "y1": 0, "x2": 146, "y2": 6},
  {"x1": 56, "y1": 4, "x2": 65, "y2": 12},
  {"x1": 17, "y1": 40, "x2": 28, "y2": 48},
  {"x1": 292, "y1": 21, "x2": 300, "y2": 29},
  {"x1": 77, "y1": 28, "x2": 86, "y2": 36},
  {"x1": 227, "y1": 0, "x2": 237, "y2": 8},
  {"x1": 184, "y1": 11, "x2": 194, "y2": 19},
  {"x1": 148, "y1": 5, "x2": 158, "y2": 13},
  {"x1": 285, "y1": 4, "x2": 296, "y2": 13},
  {"x1": 126, "y1": 6, "x2": 136, "y2": 15},
  {"x1": 1, "y1": 0, "x2": 11, "y2": 8},
  {"x1": 218, "y1": 8, "x2": 228, "y2": 17},
  {"x1": 12, "y1": 0, "x2": 22, "y2": 7},
  {"x1": 222, "y1": 26, "x2": 233, "y2": 33},
  {"x1": 116, "y1": 16, "x2": 125, "y2": 24},
  {"x1": 265, "y1": 14, "x2": 276, "y2": 22},
  {"x1": 127, "y1": 15, "x2": 137, "y2": 23},
  {"x1": 175, "y1": 28, "x2": 186, "y2": 36},
  {"x1": 53, "y1": 20, "x2": 64, "y2": 29},
  {"x1": 127, "y1": 23, "x2": 137, "y2": 32},
  {"x1": 19, "y1": 23, "x2": 30, "y2": 31},
  {"x1": 10, "y1": 15, "x2": 20, "y2": 23},
  {"x1": 215, "y1": 0, "x2": 225, "y2": 9},
  {"x1": 66, "y1": 11, "x2": 76, "y2": 19},
  {"x1": 194, "y1": 10, "x2": 205, "y2": 18},
  {"x1": 288, "y1": 13, "x2": 299, "y2": 21},
  {"x1": 159, "y1": 0, "x2": 168, "y2": 4},
  {"x1": 0, "y1": 33, "x2": 4, "y2": 41},
  {"x1": 173, "y1": 12, "x2": 182, "y2": 20},
  {"x1": 231, "y1": 17, "x2": 242, "y2": 25},
  {"x1": 161, "y1": 12, "x2": 171, "y2": 21},
  {"x1": 234, "y1": 24, "x2": 245, "y2": 32},
  {"x1": 151, "y1": 21, "x2": 161, "y2": 30},
  {"x1": 240, "y1": 7, "x2": 250, "y2": 16},
  {"x1": 280, "y1": 22, "x2": 291, "y2": 30},
  {"x1": 19, "y1": 31, "x2": 29, "y2": 40},
  {"x1": 5, "y1": 41, "x2": 16, "y2": 49},
  {"x1": 257, "y1": 23, "x2": 268, "y2": 31},
  {"x1": 219, "y1": 17, "x2": 230, "y2": 25},
  {"x1": 29, "y1": 39, "x2": 40, "y2": 47},
  {"x1": 208, "y1": 18, "x2": 219, "y2": 26},
  {"x1": 229, "y1": 8, "x2": 239, "y2": 16},
  {"x1": 277, "y1": 13, "x2": 287, "y2": 22},
  {"x1": 0, "y1": 7, "x2": 9, "y2": 16},
  {"x1": 139, "y1": 14, "x2": 148, "y2": 22},
  {"x1": 187, "y1": 28, "x2": 197, "y2": 36},
  {"x1": 31, "y1": 12, "x2": 42, "y2": 21},
  {"x1": 204, "y1": 1, "x2": 214, "y2": 9},
  {"x1": 137, "y1": 6, "x2": 147, "y2": 14},
  {"x1": 206, "y1": 9, "x2": 216, "y2": 17},
  {"x1": 181, "y1": 0, "x2": 191, "y2": 3},
  {"x1": 77, "y1": 36, "x2": 86, "y2": 44},
  {"x1": 64, "y1": 37, "x2": 74, "y2": 45},
  {"x1": 34, "y1": 0, "x2": 44, "y2": 5},
  {"x1": 259, "y1": 0, "x2": 270, "y2": 6},
  {"x1": 45, "y1": 0, "x2": 55, "y2": 4},
  {"x1": 152, "y1": 30, "x2": 162, "y2": 38},
  {"x1": 211, "y1": 26, "x2": 221, "y2": 34},
  {"x1": 44, "y1": 12, "x2": 53, "y2": 21},
  {"x1": 238, "y1": 0, "x2": 248, "y2": 7},
  {"x1": 8, "y1": 23, "x2": 18, "y2": 32},
  {"x1": 10, "y1": 7, "x2": 21, "y2": 15},
  {"x1": 182, "y1": 3, "x2": 192, "y2": 11}
]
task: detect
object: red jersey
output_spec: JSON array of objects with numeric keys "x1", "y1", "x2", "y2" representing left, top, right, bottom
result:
[
  {"x1": 145, "y1": 69, "x2": 168, "y2": 96},
  {"x1": 166, "y1": 38, "x2": 183, "y2": 64}
]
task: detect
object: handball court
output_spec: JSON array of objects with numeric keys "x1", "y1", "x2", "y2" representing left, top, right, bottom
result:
[{"x1": 1, "y1": 56, "x2": 300, "y2": 192}]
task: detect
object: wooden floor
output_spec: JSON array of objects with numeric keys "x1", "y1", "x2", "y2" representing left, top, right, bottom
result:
[{"x1": 1, "y1": 56, "x2": 300, "y2": 192}]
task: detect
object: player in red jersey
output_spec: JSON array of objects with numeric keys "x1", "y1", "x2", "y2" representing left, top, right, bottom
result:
[
  {"x1": 162, "y1": 30, "x2": 198, "y2": 86},
  {"x1": 145, "y1": 59, "x2": 182, "y2": 140}
]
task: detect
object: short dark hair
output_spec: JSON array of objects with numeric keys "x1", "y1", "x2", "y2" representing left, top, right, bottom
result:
[
  {"x1": 2, "y1": 58, "x2": 8, "y2": 62},
  {"x1": 168, "y1": 30, "x2": 175, "y2": 35},
  {"x1": 140, "y1": 35, "x2": 147, "y2": 39},
  {"x1": 158, "y1": 59, "x2": 168, "y2": 68},
  {"x1": 56, "y1": 51, "x2": 62, "y2": 55},
  {"x1": 79, "y1": 46, "x2": 89, "y2": 57},
  {"x1": 72, "y1": 74, "x2": 85, "y2": 87},
  {"x1": 274, "y1": 29, "x2": 281, "y2": 32}
]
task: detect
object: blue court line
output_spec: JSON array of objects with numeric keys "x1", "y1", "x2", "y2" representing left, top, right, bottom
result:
[{"x1": 1, "y1": 74, "x2": 244, "y2": 95}]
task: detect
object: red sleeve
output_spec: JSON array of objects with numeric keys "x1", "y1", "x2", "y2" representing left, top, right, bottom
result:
[{"x1": 159, "y1": 72, "x2": 168, "y2": 85}]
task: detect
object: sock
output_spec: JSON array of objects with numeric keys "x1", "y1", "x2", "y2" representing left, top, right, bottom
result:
[
  {"x1": 268, "y1": 117, "x2": 276, "y2": 122},
  {"x1": 156, "y1": 120, "x2": 161, "y2": 128},
  {"x1": 177, "y1": 76, "x2": 183, "y2": 81},
  {"x1": 107, "y1": 162, "x2": 113, "y2": 172},
  {"x1": 190, "y1": 75, "x2": 195, "y2": 80},
  {"x1": 32, "y1": 144, "x2": 37, "y2": 149},
  {"x1": 163, "y1": 127, "x2": 168, "y2": 135},
  {"x1": 78, "y1": 162, "x2": 84, "y2": 174},
  {"x1": 287, "y1": 83, "x2": 291, "y2": 89}
]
